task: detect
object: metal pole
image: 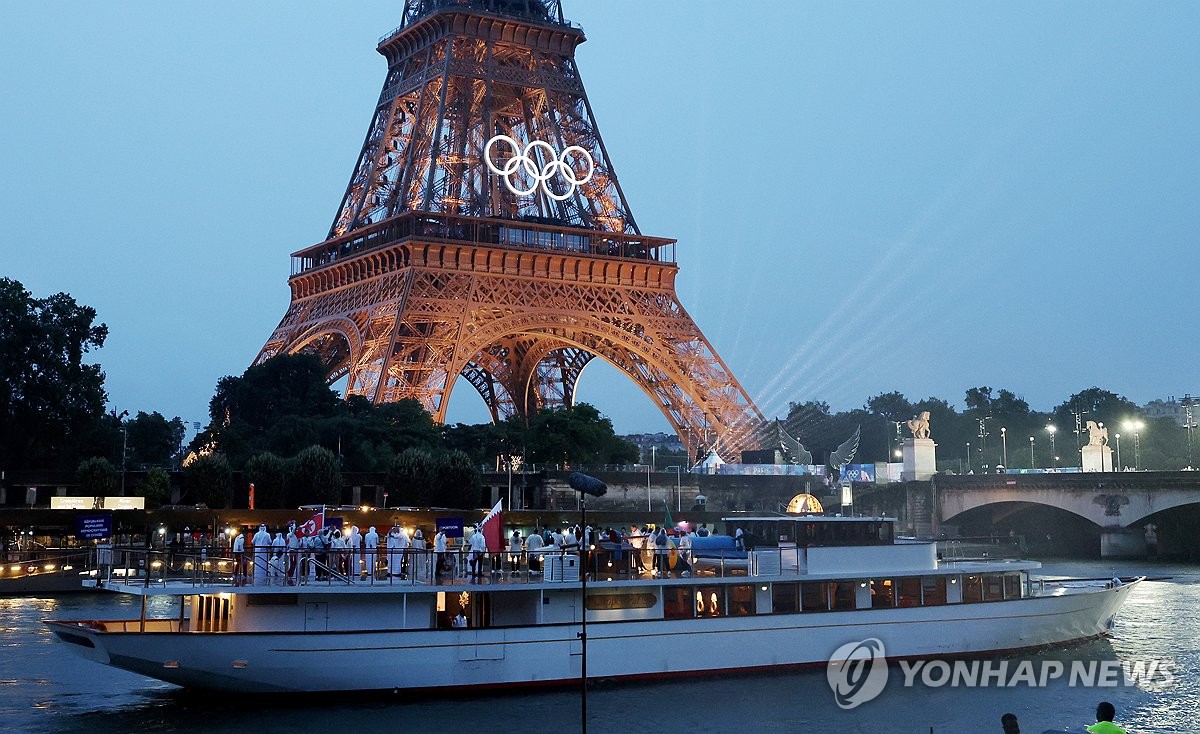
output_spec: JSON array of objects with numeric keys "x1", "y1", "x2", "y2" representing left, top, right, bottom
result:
[
  {"x1": 1001, "y1": 428, "x2": 1007, "y2": 468},
  {"x1": 646, "y1": 465, "x2": 651, "y2": 512},
  {"x1": 1115, "y1": 434, "x2": 1121, "y2": 469},
  {"x1": 676, "y1": 467, "x2": 681, "y2": 512},
  {"x1": 580, "y1": 496, "x2": 588, "y2": 734},
  {"x1": 1029, "y1": 437, "x2": 1035, "y2": 469}
]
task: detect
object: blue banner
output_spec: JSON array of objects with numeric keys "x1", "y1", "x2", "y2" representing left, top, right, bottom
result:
[
  {"x1": 436, "y1": 517, "x2": 464, "y2": 538},
  {"x1": 842, "y1": 464, "x2": 877, "y2": 482},
  {"x1": 76, "y1": 514, "x2": 113, "y2": 540}
]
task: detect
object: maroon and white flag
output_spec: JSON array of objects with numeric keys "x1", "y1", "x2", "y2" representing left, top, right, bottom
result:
[{"x1": 480, "y1": 500, "x2": 504, "y2": 553}]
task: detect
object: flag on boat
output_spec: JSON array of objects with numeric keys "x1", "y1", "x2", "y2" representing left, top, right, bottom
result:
[
  {"x1": 663, "y1": 499, "x2": 673, "y2": 531},
  {"x1": 296, "y1": 511, "x2": 324, "y2": 538},
  {"x1": 480, "y1": 500, "x2": 504, "y2": 552}
]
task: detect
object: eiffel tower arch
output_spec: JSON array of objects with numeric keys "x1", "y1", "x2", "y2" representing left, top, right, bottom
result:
[{"x1": 257, "y1": 0, "x2": 766, "y2": 460}]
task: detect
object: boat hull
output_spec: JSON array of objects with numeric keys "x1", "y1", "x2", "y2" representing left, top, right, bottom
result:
[{"x1": 46, "y1": 581, "x2": 1137, "y2": 694}]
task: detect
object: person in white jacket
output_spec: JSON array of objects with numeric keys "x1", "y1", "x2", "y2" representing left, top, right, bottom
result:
[
  {"x1": 363, "y1": 526, "x2": 379, "y2": 579},
  {"x1": 232, "y1": 530, "x2": 247, "y2": 586},
  {"x1": 347, "y1": 526, "x2": 363, "y2": 576},
  {"x1": 524, "y1": 531, "x2": 544, "y2": 574},
  {"x1": 251, "y1": 525, "x2": 271, "y2": 586},
  {"x1": 468, "y1": 525, "x2": 488, "y2": 579},
  {"x1": 434, "y1": 529, "x2": 448, "y2": 578},
  {"x1": 387, "y1": 526, "x2": 409, "y2": 578}
]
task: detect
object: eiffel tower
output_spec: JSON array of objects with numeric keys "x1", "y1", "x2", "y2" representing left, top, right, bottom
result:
[{"x1": 256, "y1": 0, "x2": 765, "y2": 461}]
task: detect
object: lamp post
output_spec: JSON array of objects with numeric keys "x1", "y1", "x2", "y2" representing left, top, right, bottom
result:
[
  {"x1": 1000, "y1": 427, "x2": 1008, "y2": 468},
  {"x1": 1029, "y1": 436, "x2": 1035, "y2": 469},
  {"x1": 1046, "y1": 425, "x2": 1057, "y2": 468},
  {"x1": 966, "y1": 442, "x2": 971, "y2": 473},
  {"x1": 568, "y1": 472, "x2": 607, "y2": 734},
  {"x1": 117, "y1": 410, "x2": 129, "y2": 496},
  {"x1": 1123, "y1": 421, "x2": 1144, "y2": 470},
  {"x1": 1114, "y1": 433, "x2": 1122, "y2": 469},
  {"x1": 665, "y1": 465, "x2": 682, "y2": 511}
]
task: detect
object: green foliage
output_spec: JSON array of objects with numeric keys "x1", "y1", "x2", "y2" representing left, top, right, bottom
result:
[
  {"x1": 386, "y1": 447, "x2": 436, "y2": 507},
  {"x1": 0, "y1": 278, "x2": 109, "y2": 470},
  {"x1": 508, "y1": 403, "x2": 638, "y2": 467},
  {"x1": 193, "y1": 355, "x2": 439, "y2": 471},
  {"x1": 431, "y1": 450, "x2": 483, "y2": 509},
  {"x1": 183, "y1": 454, "x2": 233, "y2": 508},
  {"x1": 138, "y1": 467, "x2": 172, "y2": 507},
  {"x1": 288, "y1": 445, "x2": 342, "y2": 507},
  {"x1": 125, "y1": 411, "x2": 186, "y2": 468},
  {"x1": 76, "y1": 457, "x2": 117, "y2": 496},
  {"x1": 244, "y1": 452, "x2": 289, "y2": 509}
]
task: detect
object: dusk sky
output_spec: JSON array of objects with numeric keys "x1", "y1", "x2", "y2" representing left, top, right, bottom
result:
[{"x1": 3, "y1": 1, "x2": 1197, "y2": 443}]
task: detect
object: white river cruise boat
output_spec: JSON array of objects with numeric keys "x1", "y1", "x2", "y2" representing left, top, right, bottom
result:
[{"x1": 46, "y1": 515, "x2": 1140, "y2": 694}]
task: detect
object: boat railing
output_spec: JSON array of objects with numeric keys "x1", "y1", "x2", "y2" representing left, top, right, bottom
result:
[
  {"x1": 0, "y1": 547, "x2": 93, "y2": 581},
  {"x1": 92, "y1": 543, "x2": 784, "y2": 590}
]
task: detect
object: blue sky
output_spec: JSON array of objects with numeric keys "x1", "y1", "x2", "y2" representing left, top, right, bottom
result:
[{"x1": 2, "y1": 1, "x2": 1197, "y2": 440}]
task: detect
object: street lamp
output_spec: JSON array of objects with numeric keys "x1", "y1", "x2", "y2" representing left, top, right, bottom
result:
[
  {"x1": 1029, "y1": 436, "x2": 1035, "y2": 469},
  {"x1": 1000, "y1": 427, "x2": 1008, "y2": 468},
  {"x1": 1046, "y1": 425, "x2": 1057, "y2": 468},
  {"x1": 1114, "y1": 433, "x2": 1121, "y2": 469},
  {"x1": 966, "y1": 442, "x2": 971, "y2": 473},
  {"x1": 568, "y1": 472, "x2": 607, "y2": 734},
  {"x1": 117, "y1": 410, "x2": 130, "y2": 496},
  {"x1": 1123, "y1": 421, "x2": 1144, "y2": 470},
  {"x1": 665, "y1": 465, "x2": 683, "y2": 511}
]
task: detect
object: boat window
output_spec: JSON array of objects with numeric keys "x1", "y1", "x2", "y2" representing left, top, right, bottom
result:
[
  {"x1": 696, "y1": 586, "x2": 725, "y2": 617},
  {"x1": 984, "y1": 574, "x2": 1004, "y2": 601},
  {"x1": 1004, "y1": 573, "x2": 1022, "y2": 599},
  {"x1": 831, "y1": 581, "x2": 857, "y2": 611},
  {"x1": 437, "y1": 590, "x2": 483, "y2": 629},
  {"x1": 728, "y1": 585, "x2": 754, "y2": 616},
  {"x1": 772, "y1": 583, "x2": 799, "y2": 614},
  {"x1": 921, "y1": 576, "x2": 947, "y2": 605},
  {"x1": 963, "y1": 575, "x2": 983, "y2": 603},
  {"x1": 801, "y1": 582, "x2": 829, "y2": 612},
  {"x1": 663, "y1": 586, "x2": 692, "y2": 620},
  {"x1": 870, "y1": 579, "x2": 895, "y2": 608},
  {"x1": 896, "y1": 577, "x2": 921, "y2": 607}
]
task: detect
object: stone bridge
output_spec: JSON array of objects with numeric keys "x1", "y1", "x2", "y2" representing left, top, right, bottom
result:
[{"x1": 860, "y1": 471, "x2": 1200, "y2": 557}]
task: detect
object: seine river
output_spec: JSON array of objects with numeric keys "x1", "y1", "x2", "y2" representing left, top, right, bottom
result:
[{"x1": 1, "y1": 560, "x2": 1196, "y2": 734}]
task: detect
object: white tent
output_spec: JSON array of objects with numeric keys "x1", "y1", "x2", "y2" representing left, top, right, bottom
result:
[{"x1": 694, "y1": 450, "x2": 726, "y2": 474}]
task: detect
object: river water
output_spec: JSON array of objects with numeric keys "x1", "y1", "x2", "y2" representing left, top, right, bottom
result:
[{"x1": 1, "y1": 560, "x2": 1196, "y2": 734}]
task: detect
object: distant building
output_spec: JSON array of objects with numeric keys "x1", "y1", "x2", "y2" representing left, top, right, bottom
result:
[
  {"x1": 620, "y1": 432, "x2": 686, "y2": 454},
  {"x1": 1143, "y1": 396, "x2": 1198, "y2": 427}
]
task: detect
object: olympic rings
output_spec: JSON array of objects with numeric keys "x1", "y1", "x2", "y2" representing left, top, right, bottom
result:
[{"x1": 484, "y1": 134, "x2": 594, "y2": 201}]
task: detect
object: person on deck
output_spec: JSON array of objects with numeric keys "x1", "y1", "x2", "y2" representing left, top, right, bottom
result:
[
  {"x1": 363, "y1": 526, "x2": 379, "y2": 579},
  {"x1": 387, "y1": 526, "x2": 408, "y2": 578},
  {"x1": 468, "y1": 524, "x2": 488, "y2": 579},
  {"x1": 231, "y1": 529, "x2": 246, "y2": 586},
  {"x1": 251, "y1": 524, "x2": 271, "y2": 586},
  {"x1": 410, "y1": 529, "x2": 427, "y2": 580},
  {"x1": 434, "y1": 527, "x2": 449, "y2": 578},
  {"x1": 524, "y1": 530, "x2": 544, "y2": 574}
]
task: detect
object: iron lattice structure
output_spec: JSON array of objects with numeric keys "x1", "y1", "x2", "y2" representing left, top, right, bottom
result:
[{"x1": 257, "y1": 0, "x2": 766, "y2": 460}]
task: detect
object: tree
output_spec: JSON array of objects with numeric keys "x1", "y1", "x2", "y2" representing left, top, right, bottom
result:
[
  {"x1": 183, "y1": 454, "x2": 233, "y2": 508},
  {"x1": 245, "y1": 452, "x2": 289, "y2": 509},
  {"x1": 431, "y1": 450, "x2": 483, "y2": 509},
  {"x1": 515, "y1": 403, "x2": 638, "y2": 467},
  {"x1": 138, "y1": 467, "x2": 172, "y2": 508},
  {"x1": 0, "y1": 278, "x2": 109, "y2": 470},
  {"x1": 288, "y1": 445, "x2": 342, "y2": 507},
  {"x1": 125, "y1": 411, "x2": 185, "y2": 468},
  {"x1": 387, "y1": 447, "x2": 436, "y2": 507},
  {"x1": 865, "y1": 391, "x2": 914, "y2": 423},
  {"x1": 77, "y1": 457, "x2": 117, "y2": 496}
]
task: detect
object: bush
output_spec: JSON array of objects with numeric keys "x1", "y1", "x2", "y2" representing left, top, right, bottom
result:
[
  {"x1": 287, "y1": 445, "x2": 341, "y2": 506},
  {"x1": 138, "y1": 467, "x2": 172, "y2": 507},
  {"x1": 76, "y1": 457, "x2": 117, "y2": 496},
  {"x1": 183, "y1": 454, "x2": 233, "y2": 508},
  {"x1": 386, "y1": 447, "x2": 436, "y2": 507},
  {"x1": 245, "y1": 452, "x2": 289, "y2": 508},
  {"x1": 432, "y1": 450, "x2": 482, "y2": 509}
]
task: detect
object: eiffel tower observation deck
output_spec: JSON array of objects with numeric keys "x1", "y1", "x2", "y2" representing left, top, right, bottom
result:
[{"x1": 257, "y1": 0, "x2": 766, "y2": 461}]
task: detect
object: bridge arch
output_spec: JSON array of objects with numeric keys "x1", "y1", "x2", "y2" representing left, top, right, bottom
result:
[{"x1": 941, "y1": 485, "x2": 1200, "y2": 529}]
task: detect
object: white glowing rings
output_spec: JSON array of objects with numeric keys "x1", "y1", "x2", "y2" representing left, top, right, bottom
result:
[{"x1": 484, "y1": 135, "x2": 594, "y2": 201}]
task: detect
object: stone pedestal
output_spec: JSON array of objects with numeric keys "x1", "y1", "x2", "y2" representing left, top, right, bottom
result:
[
  {"x1": 901, "y1": 438, "x2": 937, "y2": 481},
  {"x1": 1082, "y1": 444, "x2": 1114, "y2": 472}
]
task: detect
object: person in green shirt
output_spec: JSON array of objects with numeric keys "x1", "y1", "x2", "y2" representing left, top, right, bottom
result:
[{"x1": 1086, "y1": 701, "x2": 1127, "y2": 734}]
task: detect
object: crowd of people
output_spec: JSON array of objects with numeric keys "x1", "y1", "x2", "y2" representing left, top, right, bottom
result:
[{"x1": 223, "y1": 520, "x2": 743, "y2": 586}]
